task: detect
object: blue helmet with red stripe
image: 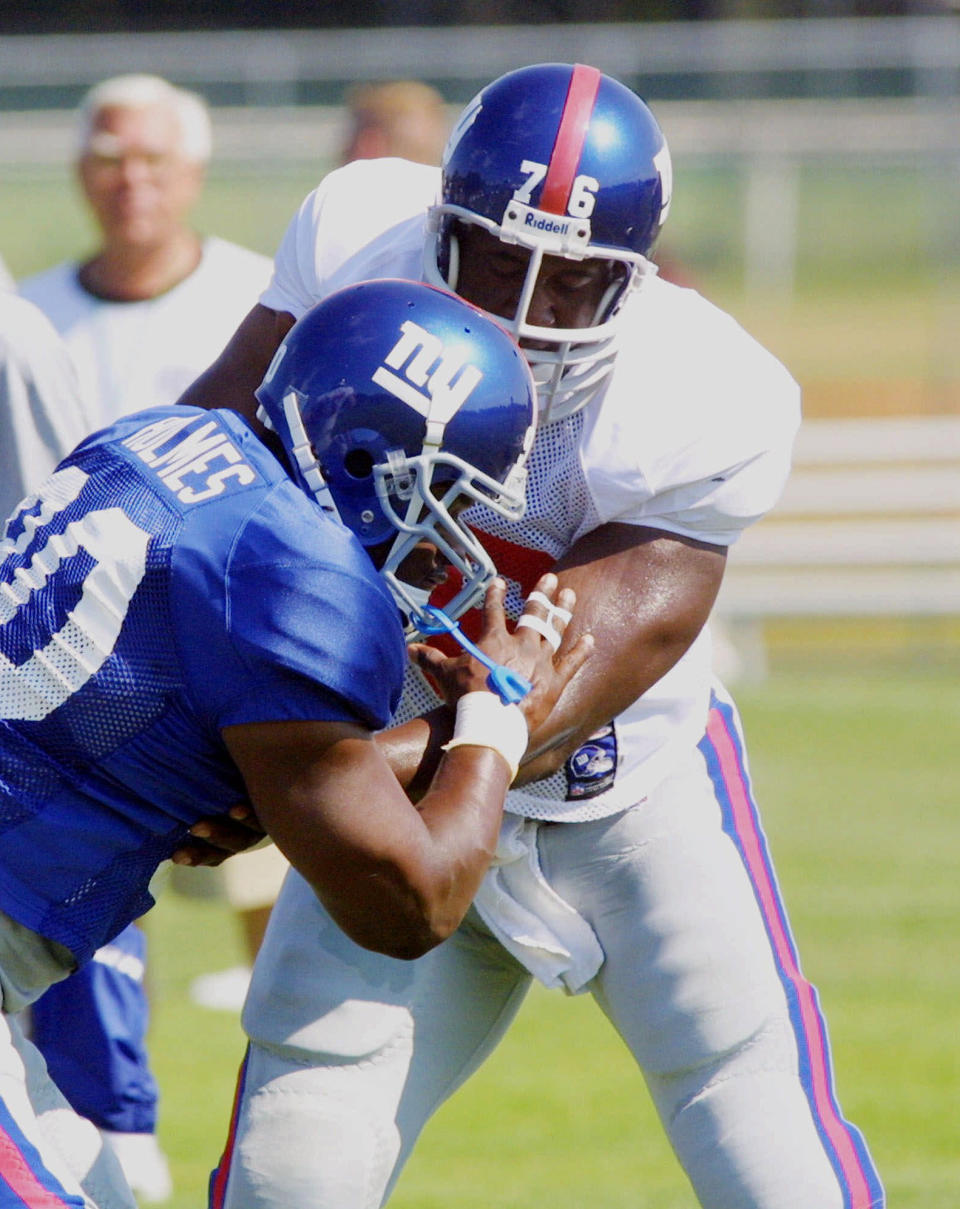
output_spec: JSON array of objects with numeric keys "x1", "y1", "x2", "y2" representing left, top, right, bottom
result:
[{"x1": 423, "y1": 63, "x2": 672, "y2": 422}]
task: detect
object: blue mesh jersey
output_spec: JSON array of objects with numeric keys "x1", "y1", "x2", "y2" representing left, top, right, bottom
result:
[{"x1": 0, "y1": 405, "x2": 406, "y2": 965}]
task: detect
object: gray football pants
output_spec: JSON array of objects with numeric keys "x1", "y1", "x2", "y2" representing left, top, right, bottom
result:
[{"x1": 211, "y1": 695, "x2": 884, "y2": 1209}]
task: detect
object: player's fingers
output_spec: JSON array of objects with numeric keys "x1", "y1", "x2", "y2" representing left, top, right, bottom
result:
[
  {"x1": 408, "y1": 642, "x2": 447, "y2": 676},
  {"x1": 227, "y1": 802, "x2": 262, "y2": 826},
  {"x1": 189, "y1": 817, "x2": 265, "y2": 853},
  {"x1": 529, "y1": 571, "x2": 559, "y2": 603},
  {"x1": 516, "y1": 574, "x2": 571, "y2": 652},
  {"x1": 554, "y1": 585, "x2": 576, "y2": 619},
  {"x1": 554, "y1": 631, "x2": 594, "y2": 682},
  {"x1": 480, "y1": 576, "x2": 509, "y2": 633},
  {"x1": 171, "y1": 839, "x2": 230, "y2": 867}
]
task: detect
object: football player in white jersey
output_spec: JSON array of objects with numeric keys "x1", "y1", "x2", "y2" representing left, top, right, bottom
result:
[{"x1": 185, "y1": 64, "x2": 885, "y2": 1209}]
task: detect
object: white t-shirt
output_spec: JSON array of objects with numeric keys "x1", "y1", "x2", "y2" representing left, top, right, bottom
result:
[
  {"x1": 19, "y1": 236, "x2": 272, "y2": 430},
  {"x1": 262, "y1": 158, "x2": 802, "y2": 821},
  {"x1": 0, "y1": 294, "x2": 92, "y2": 520}
]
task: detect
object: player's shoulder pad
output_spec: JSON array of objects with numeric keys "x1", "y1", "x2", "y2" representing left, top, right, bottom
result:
[
  {"x1": 310, "y1": 157, "x2": 440, "y2": 231},
  {"x1": 220, "y1": 482, "x2": 408, "y2": 728}
]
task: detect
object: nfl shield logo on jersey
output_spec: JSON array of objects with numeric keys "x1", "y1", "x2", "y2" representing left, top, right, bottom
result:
[{"x1": 565, "y1": 723, "x2": 618, "y2": 799}]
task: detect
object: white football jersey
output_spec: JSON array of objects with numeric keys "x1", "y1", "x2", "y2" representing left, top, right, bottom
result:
[
  {"x1": 20, "y1": 237, "x2": 272, "y2": 430},
  {"x1": 263, "y1": 158, "x2": 801, "y2": 821}
]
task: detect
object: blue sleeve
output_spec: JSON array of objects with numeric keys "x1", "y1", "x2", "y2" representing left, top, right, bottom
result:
[
  {"x1": 171, "y1": 481, "x2": 407, "y2": 734},
  {"x1": 30, "y1": 923, "x2": 157, "y2": 1134}
]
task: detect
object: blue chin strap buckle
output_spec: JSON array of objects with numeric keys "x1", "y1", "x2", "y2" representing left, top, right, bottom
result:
[{"x1": 418, "y1": 605, "x2": 532, "y2": 705}]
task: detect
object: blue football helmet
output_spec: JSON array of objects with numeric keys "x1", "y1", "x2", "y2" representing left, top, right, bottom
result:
[
  {"x1": 424, "y1": 62, "x2": 672, "y2": 422},
  {"x1": 255, "y1": 278, "x2": 537, "y2": 629}
]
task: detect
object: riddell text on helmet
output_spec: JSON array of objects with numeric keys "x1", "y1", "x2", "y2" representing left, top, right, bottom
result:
[{"x1": 524, "y1": 213, "x2": 571, "y2": 234}]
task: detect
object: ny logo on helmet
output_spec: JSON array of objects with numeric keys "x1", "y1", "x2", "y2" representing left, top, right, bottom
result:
[{"x1": 372, "y1": 320, "x2": 483, "y2": 424}]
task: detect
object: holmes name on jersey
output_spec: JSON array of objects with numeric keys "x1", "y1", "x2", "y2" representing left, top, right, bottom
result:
[{"x1": 123, "y1": 413, "x2": 257, "y2": 506}]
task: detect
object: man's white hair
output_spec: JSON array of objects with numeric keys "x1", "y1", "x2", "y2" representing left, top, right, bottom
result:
[{"x1": 76, "y1": 74, "x2": 212, "y2": 163}]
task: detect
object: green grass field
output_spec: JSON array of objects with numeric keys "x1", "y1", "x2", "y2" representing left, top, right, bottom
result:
[{"x1": 145, "y1": 662, "x2": 960, "y2": 1209}]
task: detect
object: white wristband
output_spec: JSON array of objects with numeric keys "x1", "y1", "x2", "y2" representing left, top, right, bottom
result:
[{"x1": 441, "y1": 691, "x2": 529, "y2": 782}]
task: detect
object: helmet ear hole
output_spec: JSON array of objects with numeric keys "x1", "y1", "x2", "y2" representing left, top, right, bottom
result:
[{"x1": 343, "y1": 448, "x2": 375, "y2": 479}]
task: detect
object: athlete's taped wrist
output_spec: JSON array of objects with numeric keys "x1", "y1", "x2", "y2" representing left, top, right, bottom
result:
[{"x1": 441, "y1": 691, "x2": 529, "y2": 782}]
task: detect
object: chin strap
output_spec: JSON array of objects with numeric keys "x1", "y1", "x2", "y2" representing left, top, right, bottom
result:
[{"x1": 258, "y1": 393, "x2": 339, "y2": 515}]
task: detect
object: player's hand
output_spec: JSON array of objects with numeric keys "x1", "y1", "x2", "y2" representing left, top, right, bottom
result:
[
  {"x1": 409, "y1": 573, "x2": 593, "y2": 732},
  {"x1": 171, "y1": 802, "x2": 267, "y2": 867}
]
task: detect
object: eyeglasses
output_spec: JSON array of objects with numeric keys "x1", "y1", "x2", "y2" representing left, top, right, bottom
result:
[{"x1": 84, "y1": 150, "x2": 185, "y2": 178}]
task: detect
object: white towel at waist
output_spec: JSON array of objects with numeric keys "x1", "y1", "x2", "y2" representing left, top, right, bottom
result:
[{"x1": 472, "y1": 814, "x2": 604, "y2": 994}]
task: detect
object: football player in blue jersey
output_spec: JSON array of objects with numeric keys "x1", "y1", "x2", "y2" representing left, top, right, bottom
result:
[{"x1": 0, "y1": 277, "x2": 592, "y2": 1209}]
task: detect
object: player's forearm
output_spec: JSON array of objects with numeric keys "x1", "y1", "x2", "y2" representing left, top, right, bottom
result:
[
  {"x1": 377, "y1": 746, "x2": 513, "y2": 956},
  {"x1": 512, "y1": 622, "x2": 690, "y2": 785},
  {"x1": 509, "y1": 525, "x2": 726, "y2": 785},
  {"x1": 312, "y1": 744, "x2": 512, "y2": 960},
  {"x1": 374, "y1": 706, "x2": 455, "y2": 799},
  {"x1": 346, "y1": 691, "x2": 531, "y2": 955},
  {"x1": 177, "y1": 304, "x2": 294, "y2": 419}
]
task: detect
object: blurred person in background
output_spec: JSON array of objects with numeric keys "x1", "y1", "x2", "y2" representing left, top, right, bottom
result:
[
  {"x1": 16, "y1": 72, "x2": 272, "y2": 1205},
  {"x1": 1, "y1": 294, "x2": 90, "y2": 520},
  {"x1": 339, "y1": 79, "x2": 450, "y2": 167},
  {"x1": 191, "y1": 62, "x2": 884, "y2": 1209},
  {"x1": 19, "y1": 73, "x2": 270, "y2": 431}
]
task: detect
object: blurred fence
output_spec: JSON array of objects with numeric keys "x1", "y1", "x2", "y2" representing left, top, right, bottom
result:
[
  {"x1": 2, "y1": 16, "x2": 959, "y2": 415},
  {"x1": 5, "y1": 95, "x2": 957, "y2": 311},
  {"x1": 1, "y1": 16, "x2": 959, "y2": 106}
]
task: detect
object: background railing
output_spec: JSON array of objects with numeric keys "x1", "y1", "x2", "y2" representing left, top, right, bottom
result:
[
  {"x1": 1, "y1": 15, "x2": 959, "y2": 107},
  {"x1": 3, "y1": 15, "x2": 959, "y2": 423}
]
